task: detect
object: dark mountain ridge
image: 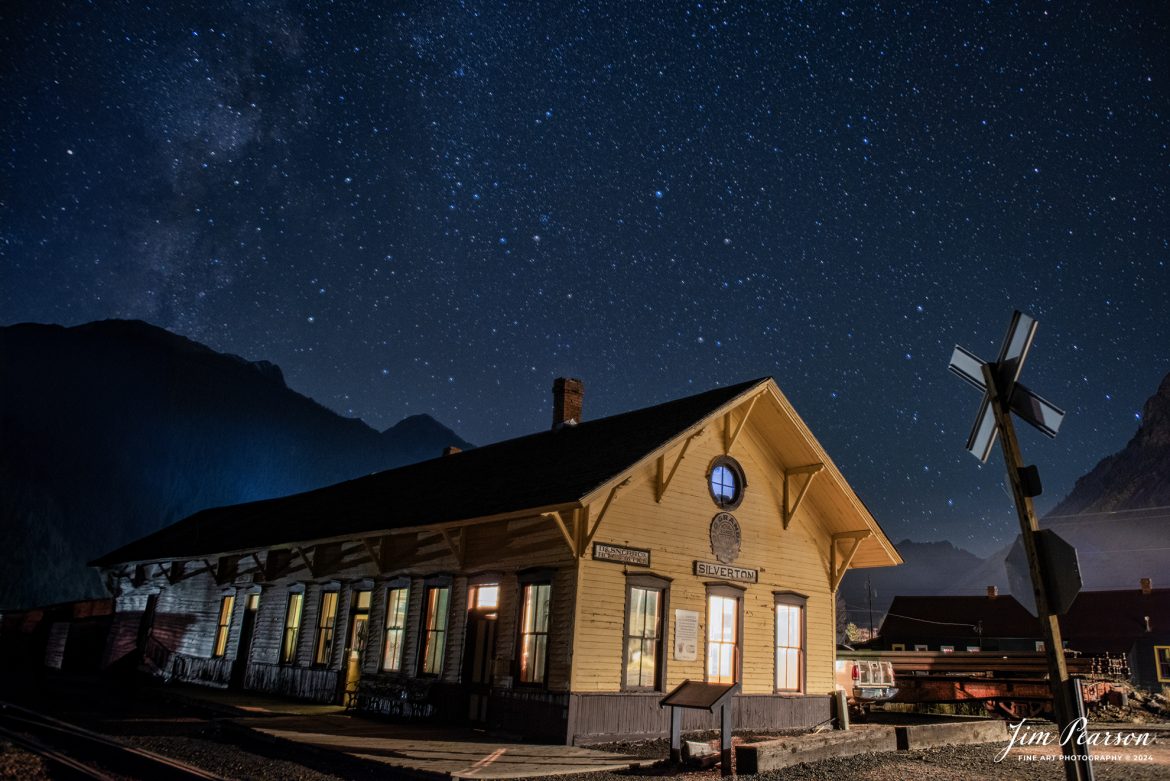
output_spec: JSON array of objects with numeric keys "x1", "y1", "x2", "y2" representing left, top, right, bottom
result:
[
  {"x1": 0, "y1": 319, "x2": 471, "y2": 609},
  {"x1": 845, "y1": 370, "x2": 1170, "y2": 623}
]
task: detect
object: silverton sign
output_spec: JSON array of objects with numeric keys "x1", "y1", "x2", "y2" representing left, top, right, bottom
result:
[
  {"x1": 694, "y1": 560, "x2": 758, "y2": 583},
  {"x1": 592, "y1": 542, "x2": 651, "y2": 567}
]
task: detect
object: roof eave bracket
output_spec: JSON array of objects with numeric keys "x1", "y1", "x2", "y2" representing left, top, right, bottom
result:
[
  {"x1": 781, "y1": 463, "x2": 824, "y2": 530},
  {"x1": 582, "y1": 478, "x2": 631, "y2": 556},
  {"x1": 723, "y1": 393, "x2": 761, "y2": 454},
  {"x1": 830, "y1": 530, "x2": 871, "y2": 592},
  {"x1": 656, "y1": 428, "x2": 704, "y2": 502}
]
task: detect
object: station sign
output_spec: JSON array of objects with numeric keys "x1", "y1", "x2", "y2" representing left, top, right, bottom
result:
[
  {"x1": 592, "y1": 542, "x2": 650, "y2": 567},
  {"x1": 694, "y1": 560, "x2": 758, "y2": 583}
]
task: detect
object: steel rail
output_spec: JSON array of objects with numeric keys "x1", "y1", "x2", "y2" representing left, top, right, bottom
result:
[{"x1": 0, "y1": 700, "x2": 226, "y2": 781}]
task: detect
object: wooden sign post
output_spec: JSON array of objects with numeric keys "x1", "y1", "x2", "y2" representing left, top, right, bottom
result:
[{"x1": 950, "y1": 311, "x2": 1091, "y2": 781}]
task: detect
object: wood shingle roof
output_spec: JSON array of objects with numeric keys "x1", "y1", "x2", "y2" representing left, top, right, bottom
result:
[{"x1": 92, "y1": 378, "x2": 769, "y2": 567}]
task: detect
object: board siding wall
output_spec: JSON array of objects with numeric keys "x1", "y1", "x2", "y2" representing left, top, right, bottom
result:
[
  {"x1": 571, "y1": 418, "x2": 838, "y2": 698},
  {"x1": 107, "y1": 514, "x2": 577, "y2": 710},
  {"x1": 568, "y1": 693, "x2": 831, "y2": 744}
]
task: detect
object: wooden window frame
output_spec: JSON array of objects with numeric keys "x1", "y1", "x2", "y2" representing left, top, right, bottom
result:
[
  {"x1": 704, "y1": 582, "x2": 744, "y2": 684},
  {"x1": 212, "y1": 593, "x2": 235, "y2": 658},
  {"x1": 280, "y1": 589, "x2": 304, "y2": 665},
  {"x1": 774, "y1": 591, "x2": 807, "y2": 694},
  {"x1": 515, "y1": 568, "x2": 555, "y2": 688},
  {"x1": 468, "y1": 571, "x2": 503, "y2": 613},
  {"x1": 1155, "y1": 645, "x2": 1170, "y2": 684},
  {"x1": 706, "y1": 455, "x2": 747, "y2": 510},
  {"x1": 312, "y1": 588, "x2": 340, "y2": 668},
  {"x1": 381, "y1": 579, "x2": 410, "y2": 672},
  {"x1": 418, "y1": 576, "x2": 453, "y2": 677},
  {"x1": 622, "y1": 573, "x2": 671, "y2": 692}
]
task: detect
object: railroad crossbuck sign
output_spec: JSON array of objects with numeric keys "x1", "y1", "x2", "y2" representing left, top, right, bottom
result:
[
  {"x1": 949, "y1": 310, "x2": 1066, "y2": 462},
  {"x1": 949, "y1": 311, "x2": 1091, "y2": 781}
]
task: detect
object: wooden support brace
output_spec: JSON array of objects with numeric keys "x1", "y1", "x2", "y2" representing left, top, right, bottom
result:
[
  {"x1": 544, "y1": 511, "x2": 578, "y2": 557},
  {"x1": 723, "y1": 393, "x2": 760, "y2": 454},
  {"x1": 830, "y1": 530, "x2": 871, "y2": 591},
  {"x1": 782, "y1": 463, "x2": 824, "y2": 530},
  {"x1": 584, "y1": 478, "x2": 631, "y2": 554},
  {"x1": 360, "y1": 538, "x2": 381, "y2": 569},
  {"x1": 575, "y1": 507, "x2": 588, "y2": 557},
  {"x1": 249, "y1": 552, "x2": 264, "y2": 573},
  {"x1": 293, "y1": 546, "x2": 317, "y2": 578},
  {"x1": 439, "y1": 528, "x2": 465, "y2": 568},
  {"x1": 656, "y1": 432, "x2": 699, "y2": 503}
]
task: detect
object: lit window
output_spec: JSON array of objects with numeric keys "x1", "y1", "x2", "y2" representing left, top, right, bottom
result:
[
  {"x1": 313, "y1": 591, "x2": 339, "y2": 666},
  {"x1": 421, "y1": 586, "x2": 450, "y2": 675},
  {"x1": 476, "y1": 585, "x2": 499, "y2": 610},
  {"x1": 707, "y1": 593, "x2": 739, "y2": 683},
  {"x1": 707, "y1": 457, "x2": 745, "y2": 509},
  {"x1": 625, "y1": 586, "x2": 662, "y2": 690},
  {"x1": 940, "y1": 645, "x2": 955, "y2": 654},
  {"x1": 212, "y1": 595, "x2": 235, "y2": 658},
  {"x1": 775, "y1": 597, "x2": 805, "y2": 692},
  {"x1": 519, "y1": 583, "x2": 551, "y2": 684},
  {"x1": 1155, "y1": 646, "x2": 1170, "y2": 683},
  {"x1": 382, "y1": 587, "x2": 409, "y2": 672},
  {"x1": 280, "y1": 592, "x2": 303, "y2": 664}
]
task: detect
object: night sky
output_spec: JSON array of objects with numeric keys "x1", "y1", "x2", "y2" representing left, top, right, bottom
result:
[{"x1": 2, "y1": 2, "x2": 1166, "y2": 556}]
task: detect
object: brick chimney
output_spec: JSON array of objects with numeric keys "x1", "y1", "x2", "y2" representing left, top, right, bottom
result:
[
  {"x1": 987, "y1": 585, "x2": 998, "y2": 600},
  {"x1": 442, "y1": 445, "x2": 462, "y2": 457},
  {"x1": 552, "y1": 377, "x2": 584, "y2": 429},
  {"x1": 1141, "y1": 577, "x2": 1152, "y2": 595}
]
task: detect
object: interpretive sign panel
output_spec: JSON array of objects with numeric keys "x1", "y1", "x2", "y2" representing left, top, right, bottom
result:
[{"x1": 674, "y1": 609, "x2": 699, "y2": 661}]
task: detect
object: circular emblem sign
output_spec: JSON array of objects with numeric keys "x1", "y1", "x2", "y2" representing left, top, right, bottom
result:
[{"x1": 709, "y1": 512, "x2": 742, "y2": 564}]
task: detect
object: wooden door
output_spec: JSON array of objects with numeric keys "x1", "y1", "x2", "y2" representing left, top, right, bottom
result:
[{"x1": 464, "y1": 612, "x2": 498, "y2": 723}]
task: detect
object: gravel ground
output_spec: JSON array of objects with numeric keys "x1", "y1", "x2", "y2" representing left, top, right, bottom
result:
[
  {"x1": 5, "y1": 674, "x2": 1166, "y2": 780},
  {"x1": 529, "y1": 726, "x2": 1169, "y2": 781},
  {"x1": 0, "y1": 740, "x2": 51, "y2": 781},
  {"x1": 121, "y1": 726, "x2": 392, "y2": 781}
]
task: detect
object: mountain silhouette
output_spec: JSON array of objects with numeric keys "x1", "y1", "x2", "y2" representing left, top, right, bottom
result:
[
  {"x1": 0, "y1": 320, "x2": 471, "y2": 609},
  {"x1": 844, "y1": 370, "x2": 1170, "y2": 620}
]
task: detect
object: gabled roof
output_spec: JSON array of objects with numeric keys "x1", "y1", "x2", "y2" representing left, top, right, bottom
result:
[
  {"x1": 880, "y1": 595, "x2": 1039, "y2": 640},
  {"x1": 880, "y1": 589, "x2": 1170, "y2": 654},
  {"x1": 1058, "y1": 588, "x2": 1170, "y2": 653},
  {"x1": 93, "y1": 378, "x2": 770, "y2": 566}
]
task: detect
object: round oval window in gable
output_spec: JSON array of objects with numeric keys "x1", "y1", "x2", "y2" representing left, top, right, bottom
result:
[{"x1": 707, "y1": 456, "x2": 746, "y2": 510}]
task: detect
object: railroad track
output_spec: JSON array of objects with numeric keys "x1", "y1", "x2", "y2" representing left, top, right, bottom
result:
[{"x1": 0, "y1": 700, "x2": 226, "y2": 780}]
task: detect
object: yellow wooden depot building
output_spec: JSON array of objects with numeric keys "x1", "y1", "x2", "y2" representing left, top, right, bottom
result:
[{"x1": 94, "y1": 377, "x2": 900, "y2": 744}]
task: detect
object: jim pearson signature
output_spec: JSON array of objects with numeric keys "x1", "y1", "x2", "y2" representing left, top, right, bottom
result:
[{"x1": 996, "y1": 718, "x2": 1156, "y2": 763}]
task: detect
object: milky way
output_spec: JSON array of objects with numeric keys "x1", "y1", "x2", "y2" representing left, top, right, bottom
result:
[{"x1": 2, "y1": 1, "x2": 1166, "y2": 554}]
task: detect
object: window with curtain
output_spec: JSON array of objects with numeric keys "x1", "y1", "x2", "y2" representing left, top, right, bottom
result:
[
  {"x1": 382, "y1": 586, "x2": 409, "y2": 671},
  {"x1": 420, "y1": 585, "x2": 450, "y2": 675},
  {"x1": 775, "y1": 598, "x2": 805, "y2": 692},
  {"x1": 313, "y1": 591, "x2": 339, "y2": 666},
  {"x1": 518, "y1": 582, "x2": 551, "y2": 684},
  {"x1": 212, "y1": 594, "x2": 235, "y2": 658},
  {"x1": 280, "y1": 592, "x2": 303, "y2": 664}
]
